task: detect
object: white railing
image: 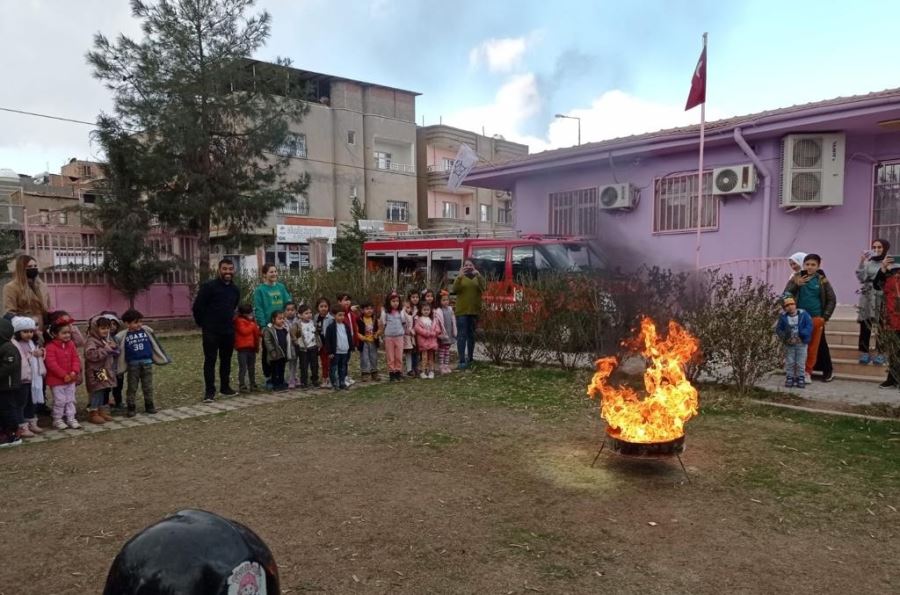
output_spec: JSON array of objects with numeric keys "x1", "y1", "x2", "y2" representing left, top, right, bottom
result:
[
  {"x1": 427, "y1": 164, "x2": 452, "y2": 173},
  {"x1": 700, "y1": 257, "x2": 793, "y2": 290},
  {"x1": 377, "y1": 162, "x2": 416, "y2": 174}
]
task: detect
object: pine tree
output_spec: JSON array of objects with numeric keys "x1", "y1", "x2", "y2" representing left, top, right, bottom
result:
[
  {"x1": 90, "y1": 117, "x2": 173, "y2": 308},
  {"x1": 87, "y1": 0, "x2": 309, "y2": 282},
  {"x1": 332, "y1": 197, "x2": 368, "y2": 272}
]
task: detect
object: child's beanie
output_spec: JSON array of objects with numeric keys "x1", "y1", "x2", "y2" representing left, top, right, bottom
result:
[{"x1": 12, "y1": 316, "x2": 36, "y2": 333}]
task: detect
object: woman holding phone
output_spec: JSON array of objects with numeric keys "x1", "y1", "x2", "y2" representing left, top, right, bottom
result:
[
  {"x1": 452, "y1": 259, "x2": 485, "y2": 369},
  {"x1": 857, "y1": 239, "x2": 890, "y2": 364}
]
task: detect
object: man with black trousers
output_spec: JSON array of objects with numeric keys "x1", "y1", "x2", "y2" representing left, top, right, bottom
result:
[{"x1": 192, "y1": 259, "x2": 240, "y2": 402}]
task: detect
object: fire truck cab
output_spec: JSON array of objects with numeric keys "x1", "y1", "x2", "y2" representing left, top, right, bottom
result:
[{"x1": 363, "y1": 230, "x2": 607, "y2": 303}]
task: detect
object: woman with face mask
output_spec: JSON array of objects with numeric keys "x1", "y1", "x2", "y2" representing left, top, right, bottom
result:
[{"x1": 2, "y1": 255, "x2": 51, "y2": 326}]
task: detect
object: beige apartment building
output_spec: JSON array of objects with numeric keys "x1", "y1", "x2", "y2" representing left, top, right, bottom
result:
[
  {"x1": 416, "y1": 125, "x2": 527, "y2": 234},
  {"x1": 212, "y1": 62, "x2": 420, "y2": 273}
]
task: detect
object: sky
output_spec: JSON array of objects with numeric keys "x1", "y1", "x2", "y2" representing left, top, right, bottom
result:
[{"x1": 1, "y1": 0, "x2": 899, "y2": 175}]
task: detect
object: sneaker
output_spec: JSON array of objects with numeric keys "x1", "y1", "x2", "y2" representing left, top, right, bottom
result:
[
  {"x1": 110, "y1": 404, "x2": 127, "y2": 414},
  {"x1": 339, "y1": 384, "x2": 348, "y2": 390},
  {"x1": 804, "y1": 372, "x2": 812, "y2": 384},
  {"x1": 346, "y1": 377, "x2": 356, "y2": 386},
  {"x1": 859, "y1": 353, "x2": 871, "y2": 365},
  {"x1": 457, "y1": 362, "x2": 468, "y2": 371},
  {"x1": 795, "y1": 377, "x2": 806, "y2": 389},
  {"x1": 126, "y1": 406, "x2": 137, "y2": 418},
  {"x1": 822, "y1": 371, "x2": 835, "y2": 383},
  {"x1": 0, "y1": 434, "x2": 22, "y2": 448},
  {"x1": 27, "y1": 420, "x2": 43, "y2": 434},
  {"x1": 784, "y1": 377, "x2": 795, "y2": 388},
  {"x1": 203, "y1": 395, "x2": 216, "y2": 403},
  {"x1": 873, "y1": 354, "x2": 887, "y2": 366},
  {"x1": 879, "y1": 377, "x2": 898, "y2": 389},
  {"x1": 220, "y1": 387, "x2": 238, "y2": 397},
  {"x1": 145, "y1": 405, "x2": 158, "y2": 415},
  {"x1": 239, "y1": 385, "x2": 249, "y2": 392},
  {"x1": 265, "y1": 381, "x2": 274, "y2": 390},
  {"x1": 52, "y1": 419, "x2": 67, "y2": 430},
  {"x1": 66, "y1": 418, "x2": 82, "y2": 430},
  {"x1": 18, "y1": 424, "x2": 35, "y2": 438},
  {"x1": 88, "y1": 410, "x2": 106, "y2": 425},
  {"x1": 287, "y1": 382, "x2": 296, "y2": 389},
  {"x1": 250, "y1": 384, "x2": 260, "y2": 392}
]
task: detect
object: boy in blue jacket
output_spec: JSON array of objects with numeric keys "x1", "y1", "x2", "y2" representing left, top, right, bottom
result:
[{"x1": 776, "y1": 296, "x2": 813, "y2": 388}]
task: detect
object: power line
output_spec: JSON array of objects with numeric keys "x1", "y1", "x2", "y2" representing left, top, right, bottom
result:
[{"x1": 0, "y1": 106, "x2": 96, "y2": 127}]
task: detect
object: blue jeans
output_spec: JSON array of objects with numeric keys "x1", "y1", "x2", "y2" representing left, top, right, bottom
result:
[
  {"x1": 785, "y1": 343, "x2": 808, "y2": 379},
  {"x1": 330, "y1": 352, "x2": 349, "y2": 387},
  {"x1": 456, "y1": 315, "x2": 478, "y2": 364}
]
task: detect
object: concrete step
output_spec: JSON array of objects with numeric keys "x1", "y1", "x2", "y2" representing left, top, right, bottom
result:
[
  {"x1": 831, "y1": 358, "x2": 885, "y2": 379},
  {"x1": 827, "y1": 330, "x2": 858, "y2": 347},
  {"x1": 826, "y1": 318, "x2": 858, "y2": 334}
]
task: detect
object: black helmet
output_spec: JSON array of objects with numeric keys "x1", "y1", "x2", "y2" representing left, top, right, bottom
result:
[{"x1": 103, "y1": 509, "x2": 279, "y2": 594}]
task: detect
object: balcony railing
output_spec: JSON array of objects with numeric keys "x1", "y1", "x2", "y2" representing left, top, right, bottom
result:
[
  {"x1": 280, "y1": 201, "x2": 310, "y2": 216},
  {"x1": 373, "y1": 155, "x2": 415, "y2": 174},
  {"x1": 427, "y1": 163, "x2": 452, "y2": 173},
  {"x1": 497, "y1": 208, "x2": 513, "y2": 225}
]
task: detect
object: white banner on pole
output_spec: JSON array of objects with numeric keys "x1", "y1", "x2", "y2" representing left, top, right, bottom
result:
[{"x1": 447, "y1": 144, "x2": 478, "y2": 191}]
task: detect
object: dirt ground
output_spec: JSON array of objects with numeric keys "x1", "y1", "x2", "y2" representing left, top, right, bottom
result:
[{"x1": 1, "y1": 368, "x2": 898, "y2": 594}]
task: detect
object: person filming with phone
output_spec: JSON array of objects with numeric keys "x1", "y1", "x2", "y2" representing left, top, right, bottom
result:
[
  {"x1": 856, "y1": 239, "x2": 889, "y2": 366},
  {"x1": 452, "y1": 259, "x2": 485, "y2": 370}
]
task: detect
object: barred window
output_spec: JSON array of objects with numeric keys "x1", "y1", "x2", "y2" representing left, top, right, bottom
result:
[
  {"x1": 654, "y1": 171, "x2": 717, "y2": 233},
  {"x1": 548, "y1": 187, "x2": 598, "y2": 236},
  {"x1": 386, "y1": 200, "x2": 408, "y2": 222},
  {"x1": 276, "y1": 133, "x2": 307, "y2": 158}
]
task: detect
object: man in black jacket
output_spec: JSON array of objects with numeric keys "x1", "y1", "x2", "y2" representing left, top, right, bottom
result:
[{"x1": 192, "y1": 259, "x2": 240, "y2": 402}]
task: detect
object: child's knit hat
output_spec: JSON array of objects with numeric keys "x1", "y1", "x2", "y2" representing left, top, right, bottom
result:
[
  {"x1": 11, "y1": 316, "x2": 36, "y2": 333},
  {"x1": 783, "y1": 297, "x2": 796, "y2": 307}
]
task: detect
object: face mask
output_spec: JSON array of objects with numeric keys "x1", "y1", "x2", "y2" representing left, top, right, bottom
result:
[{"x1": 25, "y1": 269, "x2": 39, "y2": 280}]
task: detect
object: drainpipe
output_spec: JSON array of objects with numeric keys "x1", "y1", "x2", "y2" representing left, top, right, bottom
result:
[{"x1": 733, "y1": 127, "x2": 772, "y2": 275}]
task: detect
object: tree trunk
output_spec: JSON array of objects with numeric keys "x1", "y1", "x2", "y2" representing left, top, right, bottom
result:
[{"x1": 198, "y1": 212, "x2": 211, "y2": 284}]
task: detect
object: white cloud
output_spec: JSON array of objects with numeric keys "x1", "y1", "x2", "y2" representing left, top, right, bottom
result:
[
  {"x1": 443, "y1": 74, "x2": 543, "y2": 148},
  {"x1": 545, "y1": 90, "x2": 723, "y2": 150},
  {"x1": 468, "y1": 35, "x2": 533, "y2": 73}
]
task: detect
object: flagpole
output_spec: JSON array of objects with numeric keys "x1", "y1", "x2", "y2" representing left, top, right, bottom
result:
[{"x1": 694, "y1": 32, "x2": 707, "y2": 272}]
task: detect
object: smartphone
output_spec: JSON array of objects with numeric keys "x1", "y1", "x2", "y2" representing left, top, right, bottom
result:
[{"x1": 865, "y1": 250, "x2": 875, "y2": 259}]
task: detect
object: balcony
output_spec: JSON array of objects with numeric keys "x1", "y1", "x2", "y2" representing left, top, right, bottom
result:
[
  {"x1": 427, "y1": 163, "x2": 452, "y2": 174},
  {"x1": 373, "y1": 153, "x2": 415, "y2": 175}
]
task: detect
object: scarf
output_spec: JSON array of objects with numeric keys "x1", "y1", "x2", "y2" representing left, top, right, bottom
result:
[{"x1": 871, "y1": 239, "x2": 891, "y2": 262}]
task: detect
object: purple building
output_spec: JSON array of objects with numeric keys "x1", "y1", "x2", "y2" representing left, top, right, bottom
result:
[{"x1": 466, "y1": 89, "x2": 900, "y2": 305}]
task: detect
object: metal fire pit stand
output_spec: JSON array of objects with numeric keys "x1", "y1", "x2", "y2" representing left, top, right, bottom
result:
[{"x1": 591, "y1": 435, "x2": 690, "y2": 483}]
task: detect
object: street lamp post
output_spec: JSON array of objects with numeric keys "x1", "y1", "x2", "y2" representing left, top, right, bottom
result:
[{"x1": 554, "y1": 113, "x2": 581, "y2": 146}]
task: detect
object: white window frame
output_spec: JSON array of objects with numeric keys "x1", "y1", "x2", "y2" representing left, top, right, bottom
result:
[
  {"x1": 479, "y1": 204, "x2": 491, "y2": 223},
  {"x1": 276, "y1": 133, "x2": 307, "y2": 159},
  {"x1": 375, "y1": 151, "x2": 392, "y2": 170},
  {"x1": 280, "y1": 195, "x2": 310, "y2": 216},
  {"x1": 653, "y1": 171, "x2": 718, "y2": 234},
  {"x1": 386, "y1": 200, "x2": 408, "y2": 222},
  {"x1": 442, "y1": 157, "x2": 455, "y2": 172},
  {"x1": 442, "y1": 201, "x2": 459, "y2": 219}
]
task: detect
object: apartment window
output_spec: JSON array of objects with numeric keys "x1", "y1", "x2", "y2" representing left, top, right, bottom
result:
[
  {"x1": 548, "y1": 187, "x2": 598, "y2": 236},
  {"x1": 276, "y1": 133, "x2": 307, "y2": 158},
  {"x1": 653, "y1": 171, "x2": 717, "y2": 233},
  {"x1": 442, "y1": 157, "x2": 455, "y2": 172},
  {"x1": 281, "y1": 195, "x2": 310, "y2": 216},
  {"x1": 480, "y1": 204, "x2": 491, "y2": 223},
  {"x1": 375, "y1": 151, "x2": 392, "y2": 170},
  {"x1": 347, "y1": 130, "x2": 356, "y2": 145},
  {"x1": 39, "y1": 209, "x2": 50, "y2": 225},
  {"x1": 83, "y1": 193, "x2": 97, "y2": 204},
  {"x1": 386, "y1": 200, "x2": 408, "y2": 222},
  {"x1": 82, "y1": 165, "x2": 92, "y2": 177},
  {"x1": 497, "y1": 203, "x2": 512, "y2": 224},
  {"x1": 58, "y1": 211, "x2": 68, "y2": 225},
  {"x1": 442, "y1": 202, "x2": 459, "y2": 219}
]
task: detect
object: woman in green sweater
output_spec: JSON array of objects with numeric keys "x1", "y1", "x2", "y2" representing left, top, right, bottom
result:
[
  {"x1": 253, "y1": 263, "x2": 292, "y2": 387},
  {"x1": 452, "y1": 259, "x2": 485, "y2": 369}
]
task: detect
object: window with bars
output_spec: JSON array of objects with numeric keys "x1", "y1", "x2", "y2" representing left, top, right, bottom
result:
[
  {"x1": 281, "y1": 195, "x2": 310, "y2": 215},
  {"x1": 873, "y1": 161, "x2": 900, "y2": 250},
  {"x1": 548, "y1": 188, "x2": 598, "y2": 236},
  {"x1": 653, "y1": 171, "x2": 718, "y2": 233},
  {"x1": 275, "y1": 133, "x2": 307, "y2": 158},
  {"x1": 386, "y1": 200, "x2": 408, "y2": 222}
]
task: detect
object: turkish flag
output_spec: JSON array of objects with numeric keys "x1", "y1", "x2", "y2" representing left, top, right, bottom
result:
[{"x1": 684, "y1": 46, "x2": 706, "y2": 111}]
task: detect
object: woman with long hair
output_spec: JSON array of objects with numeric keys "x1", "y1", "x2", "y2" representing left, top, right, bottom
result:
[
  {"x1": 252, "y1": 263, "x2": 292, "y2": 388},
  {"x1": 3, "y1": 255, "x2": 51, "y2": 324}
]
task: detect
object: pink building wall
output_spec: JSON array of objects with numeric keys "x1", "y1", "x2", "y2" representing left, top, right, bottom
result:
[
  {"x1": 47, "y1": 284, "x2": 193, "y2": 321},
  {"x1": 509, "y1": 132, "x2": 900, "y2": 304}
]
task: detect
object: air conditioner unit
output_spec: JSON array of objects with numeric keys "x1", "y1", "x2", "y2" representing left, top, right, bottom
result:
[
  {"x1": 780, "y1": 133, "x2": 845, "y2": 208},
  {"x1": 713, "y1": 164, "x2": 757, "y2": 195},
  {"x1": 599, "y1": 183, "x2": 639, "y2": 210}
]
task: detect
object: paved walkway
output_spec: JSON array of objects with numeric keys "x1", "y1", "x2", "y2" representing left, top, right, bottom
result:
[
  {"x1": 15, "y1": 386, "x2": 356, "y2": 446},
  {"x1": 755, "y1": 373, "x2": 900, "y2": 406}
]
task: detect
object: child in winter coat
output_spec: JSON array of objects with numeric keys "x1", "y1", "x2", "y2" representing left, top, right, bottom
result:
[
  {"x1": 283, "y1": 302, "x2": 300, "y2": 388},
  {"x1": 355, "y1": 301, "x2": 382, "y2": 381},
  {"x1": 116, "y1": 309, "x2": 170, "y2": 417},
  {"x1": 407, "y1": 291, "x2": 421, "y2": 377},
  {"x1": 435, "y1": 290, "x2": 457, "y2": 375},
  {"x1": 262, "y1": 311, "x2": 292, "y2": 391},
  {"x1": 381, "y1": 292, "x2": 406, "y2": 382},
  {"x1": 324, "y1": 308, "x2": 351, "y2": 390},
  {"x1": 315, "y1": 298, "x2": 334, "y2": 388},
  {"x1": 44, "y1": 316, "x2": 82, "y2": 430},
  {"x1": 11, "y1": 316, "x2": 45, "y2": 438},
  {"x1": 402, "y1": 298, "x2": 416, "y2": 376},
  {"x1": 84, "y1": 316, "x2": 119, "y2": 424},
  {"x1": 414, "y1": 303, "x2": 443, "y2": 379},
  {"x1": 776, "y1": 297, "x2": 814, "y2": 388},
  {"x1": 95, "y1": 312, "x2": 125, "y2": 411},
  {"x1": 0, "y1": 318, "x2": 23, "y2": 446},
  {"x1": 296, "y1": 304, "x2": 320, "y2": 388},
  {"x1": 234, "y1": 303, "x2": 262, "y2": 392}
]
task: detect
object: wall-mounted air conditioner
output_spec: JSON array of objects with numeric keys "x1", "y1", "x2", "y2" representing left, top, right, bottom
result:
[
  {"x1": 780, "y1": 133, "x2": 845, "y2": 207},
  {"x1": 713, "y1": 164, "x2": 757, "y2": 195},
  {"x1": 599, "y1": 183, "x2": 639, "y2": 210}
]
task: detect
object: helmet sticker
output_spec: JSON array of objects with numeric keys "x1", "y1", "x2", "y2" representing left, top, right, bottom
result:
[{"x1": 228, "y1": 561, "x2": 267, "y2": 595}]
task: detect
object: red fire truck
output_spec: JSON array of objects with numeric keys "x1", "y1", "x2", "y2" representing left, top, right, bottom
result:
[{"x1": 363, "y1": 230, "x2": 608, "y2": 305}]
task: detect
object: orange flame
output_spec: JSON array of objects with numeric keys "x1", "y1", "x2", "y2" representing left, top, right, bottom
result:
[{"x1": 586, "y1": 317, "x2": 699, "y2": 443}]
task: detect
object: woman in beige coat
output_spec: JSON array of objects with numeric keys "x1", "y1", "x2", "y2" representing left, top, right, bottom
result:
[{"x1": 3, "y1": 254, "x2": 51, "y2": 326}]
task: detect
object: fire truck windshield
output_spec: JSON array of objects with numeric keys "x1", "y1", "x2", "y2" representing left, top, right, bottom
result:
[{"x1": 562, "y1": 242, "x2": 608, "y2": 271}]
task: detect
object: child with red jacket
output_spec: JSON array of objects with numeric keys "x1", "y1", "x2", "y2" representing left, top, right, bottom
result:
[
  {"x1": 234, "y1": 304, "x2": 262, "y2": 392},
  {"x1": 44, "y1": 315, "x2": 82, "y2": 430}
]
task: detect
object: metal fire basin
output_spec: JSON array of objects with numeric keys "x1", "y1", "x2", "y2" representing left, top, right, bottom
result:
[{"x1": 604, "y1": 432, "x2": 685, "y2": 458}]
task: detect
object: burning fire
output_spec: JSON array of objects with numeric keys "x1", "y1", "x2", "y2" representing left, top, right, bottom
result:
[{"x1": 586, "y1": 318, "x2": 699, "y2": 443}]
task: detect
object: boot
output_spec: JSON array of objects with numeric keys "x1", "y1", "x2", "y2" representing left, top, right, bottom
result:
[
  {"x1": 126, "y1": 404, "x2": 137, "y2": 418},
  {"x1": 18, "y1": 424, "x2": 35, "y2": 438},
  {"x1": 100, "y1": 408, "x2": 114, "y2": 422},
  {"x1": 27, "y1": 418, "x2": 43, "y2": 434},
  {"x1": 88, "y1": 410, "x2": 106, "y2": 425},
  {"x1": 144, "y1": 401, "x2": 158, "y2": 414}
]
